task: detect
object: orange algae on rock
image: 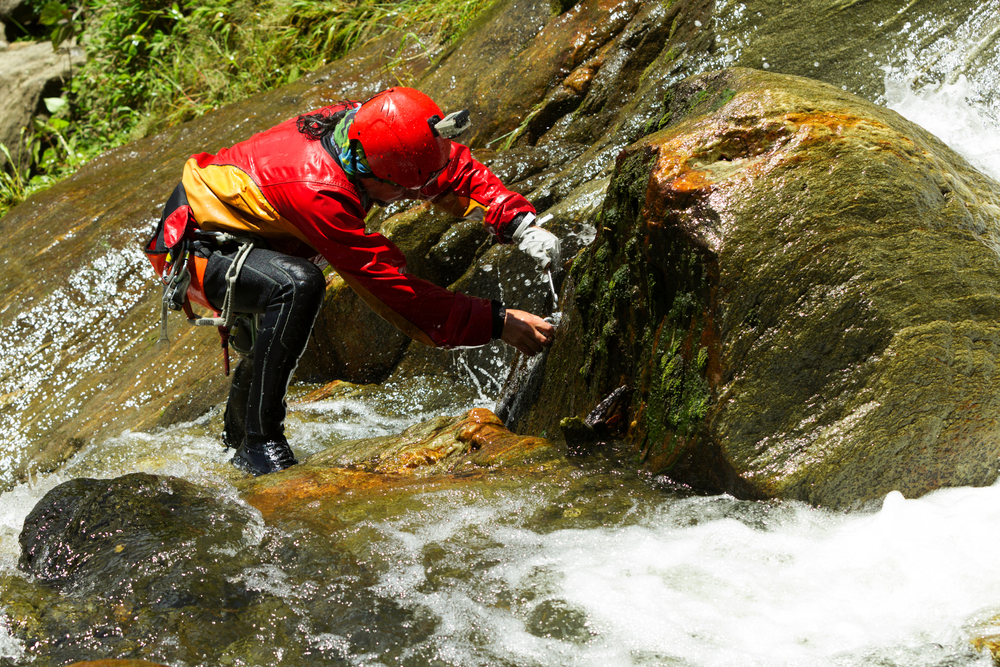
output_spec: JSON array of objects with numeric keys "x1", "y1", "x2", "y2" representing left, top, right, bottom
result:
[
  {"x1": 240, "y1": 409, "x2": 558, "y2": 527},
  {"x1": 456, "y1": 408, "x2": 553, "y2": 465}
]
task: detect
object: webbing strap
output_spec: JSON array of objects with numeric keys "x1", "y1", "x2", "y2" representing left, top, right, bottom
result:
[
  {"x1": 187, "y1": 236, "x2": 255, "y2": 329},
  {"x1": 155, "y1": 233, "x2": 256, "y2": 377}
]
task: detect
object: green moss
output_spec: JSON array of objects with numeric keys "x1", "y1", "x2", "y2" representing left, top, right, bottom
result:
[
  {"x1": 690, "y1": 89, "x2": 711, "y2": 108},
  {"x1": 651, "y1": 84, "x2": 736, "y2": 137},
  {"x1": 640, "y1": 295, "x2": 711, "y2": 456},
  {"x1": 567, "y1": 131, "x2": 715, "y2": 467},
  {"x1": 655, "y1": 89, "x2": 676, "y2": 132},
  {"x1": 712, "y1": 88, "x2": 737, "y2": 111}
]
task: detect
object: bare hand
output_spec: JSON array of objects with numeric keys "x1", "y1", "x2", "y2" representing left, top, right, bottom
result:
[{"x1": 501, "y1": 309, "x2": 555, "y2": 356}]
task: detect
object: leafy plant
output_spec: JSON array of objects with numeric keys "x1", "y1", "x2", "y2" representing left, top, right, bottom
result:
[
  {"x1": 0, "y1": 142, "x2": 30, "y2": 214},
  {"x1": 38, "y1": 1, "x2": 84, "y2": 49}
]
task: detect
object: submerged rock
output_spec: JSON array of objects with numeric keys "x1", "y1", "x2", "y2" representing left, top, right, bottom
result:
[
  {"x1": 5, "y1": 468, "x2": 433, "y2": 664},
  {"x1": 17, "y1": 473, "x2": 255, "y2": 599},
  {"x1": 7, "y1": 473, "x2": 271, "y2": 662},
  {"x1": 520, "y1": 67, "x2": 1000, "y2": 507}
]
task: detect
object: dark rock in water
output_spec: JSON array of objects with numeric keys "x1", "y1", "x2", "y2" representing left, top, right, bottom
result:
[
  {"x1": 7, "y1": 470, "x2": 446, "y2": 664},
  {"x1": 496, "y1": 348, "x2": 551, "y2": 432},
  {"x1": 8, "y1": 473, "x2": 274, "y2": 663},
  {"x1": 19, "y1": 473, "x2": 252, "y2": 603},
  {"x1": 526, "y1": 598, "x2": 593, "y2": 643},
  {"x1": 518, "y1": 67, "x2": 1000, "y2": 507}
]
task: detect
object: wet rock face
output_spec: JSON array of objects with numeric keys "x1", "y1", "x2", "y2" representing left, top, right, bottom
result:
[{"x1": 527, "y1": 68, "x2": 1000, "y2": 507}]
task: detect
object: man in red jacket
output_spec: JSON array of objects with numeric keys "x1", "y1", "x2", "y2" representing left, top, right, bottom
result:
[{"x1": 146, "y1": 87, "x2": 560, "y2": 476}]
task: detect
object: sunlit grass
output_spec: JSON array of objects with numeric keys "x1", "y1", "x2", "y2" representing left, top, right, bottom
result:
[{"x1": 0, "y1": 0, "x2": 496, "y2": 219}]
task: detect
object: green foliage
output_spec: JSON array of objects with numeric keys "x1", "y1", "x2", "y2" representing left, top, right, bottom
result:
[
  {"x1": 38, "y1": 1, "x2": 85, "y2": 49},
  {"x1": 0, "y1": 142, "x2": 30, "y2": 213},
  {"x1": 1, "y1": 0, "x2": 496, "y2": 219}
]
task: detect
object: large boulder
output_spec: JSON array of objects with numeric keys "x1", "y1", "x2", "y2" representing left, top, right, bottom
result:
[
  {"x1": 0, "y1": 40, "x2": 84, "y2": 167},
  {"x1": 518, "y1": 67, "x2": 1000, "y2": 507}
]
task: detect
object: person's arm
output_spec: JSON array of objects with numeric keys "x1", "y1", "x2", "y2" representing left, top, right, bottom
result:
[
  {"x1": 420, "y1": 143, "x2": 561, "y2": 271},
  {"x1": 419, "y1": 142, "x2": 534, "y2": 242},
  {"x1": 279, "y1": 181, "x2": 497, "y2": 348}
]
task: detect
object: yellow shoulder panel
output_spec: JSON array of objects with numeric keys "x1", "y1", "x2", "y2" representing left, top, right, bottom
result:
[{"x1": 182, "y1": 159, "x2": 310, "y2": 246}]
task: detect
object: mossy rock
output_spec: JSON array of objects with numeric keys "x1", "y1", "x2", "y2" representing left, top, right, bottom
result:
[{"x1": 518, "y1": 67, "x2": 1000, "y2": 507}]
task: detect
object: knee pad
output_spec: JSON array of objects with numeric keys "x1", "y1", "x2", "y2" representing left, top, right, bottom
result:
[{"x1": 267, "y1": 255, "x2": 327, "y2": 307}]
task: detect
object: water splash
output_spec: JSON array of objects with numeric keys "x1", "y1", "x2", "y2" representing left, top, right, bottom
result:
[
  {"x1": 877, "y1": 3, "x2": 1000, "y2": 180},
  {"x1": 883, "y1": 68, "x2": 1000, "y2": 182},
  {"x1": 3, "y1": 415, "x2": 1000, "y2": 666},
  {"x1": 364, "y1": 484, "x2": 1000, "y2": 667}
]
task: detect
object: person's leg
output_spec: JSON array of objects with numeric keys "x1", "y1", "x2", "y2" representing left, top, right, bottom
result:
[
  {"x1": 202, "y1": 244, "x2": 326, "y2": 474},
  {"x1": 221, "y1": 314, "x2": 258, "y2": 449},
  {"x1": 222, "y1": 354, "x2": 253, "y2": 449}
]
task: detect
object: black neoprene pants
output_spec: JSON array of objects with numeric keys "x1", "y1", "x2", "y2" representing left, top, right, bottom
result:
[{"x1": 201, "y1": 244, "x2": 326, "y2": 445}]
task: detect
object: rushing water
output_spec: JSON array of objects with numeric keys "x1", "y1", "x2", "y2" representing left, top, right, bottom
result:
[
  {"x1": 4, "y1": 406, "x2": 1000, "y2": 666},
  {"x1": 879, "y1": 2, "x2": 1000, "y2": 182},
  {"x1": 4, "y1": 3, "x2": 1000, "y2": 666}
]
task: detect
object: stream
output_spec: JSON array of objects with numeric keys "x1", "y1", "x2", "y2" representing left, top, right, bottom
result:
[{"x1": 2, "y1": 2, "x2": 1000, "y2": 666}]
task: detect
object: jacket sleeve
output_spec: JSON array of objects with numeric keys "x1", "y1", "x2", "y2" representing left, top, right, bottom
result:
[
  {"x1": 420, "y1": 142, "x2": 535, "y2": 243},
  {"x1": 271, "y1": 181, "x2": 494, "y2": 348}
]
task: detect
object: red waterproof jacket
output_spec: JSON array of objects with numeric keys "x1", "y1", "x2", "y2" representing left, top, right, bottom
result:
[{"x1": 171, "y1": 102, "x2": 534, "y2": 348}]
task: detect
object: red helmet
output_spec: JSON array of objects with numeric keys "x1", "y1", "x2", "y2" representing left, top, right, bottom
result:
[{"x1": 349, "y1": 87, "x2": 452, "y2": 189}]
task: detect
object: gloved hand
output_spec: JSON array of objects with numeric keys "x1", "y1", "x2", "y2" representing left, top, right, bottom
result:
[{"x1": 511, "y1": 213, "x2": 561, "y2": 272}]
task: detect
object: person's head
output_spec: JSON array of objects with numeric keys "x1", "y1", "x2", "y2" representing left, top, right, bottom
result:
[{"x1": 349, "y1": 87, "x2": 453, "y2": 199}]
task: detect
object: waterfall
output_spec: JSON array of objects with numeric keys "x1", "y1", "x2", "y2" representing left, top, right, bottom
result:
[{"x1": 880, "y1": 1, "x2": 1000, "y2": 181}]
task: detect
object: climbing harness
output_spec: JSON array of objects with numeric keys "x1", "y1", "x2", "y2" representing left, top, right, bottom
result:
[
  {"x1": 185, "y1": 232, "x2": 255, "y2": 330},
  {"x1": 146, "y1": 211, "x2": 258, "y2": 376},
  {"x1": 163, "y1": 232, "x2": 256, "y2": 376}
]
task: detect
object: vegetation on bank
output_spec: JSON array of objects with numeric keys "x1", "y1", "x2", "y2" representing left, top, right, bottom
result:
[{"x1": 0, "y1": 0, "x2": 492, "y2": 217}]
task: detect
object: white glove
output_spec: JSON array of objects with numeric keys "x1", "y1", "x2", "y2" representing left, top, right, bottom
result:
[{"x1": 512, "y1": 213, "x2": 561, "y2": 272}]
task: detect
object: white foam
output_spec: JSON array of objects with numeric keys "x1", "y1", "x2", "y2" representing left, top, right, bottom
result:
[
  {"x1": 880, "y1": 2, "x2": 1000, "y2": 182},
  {"x1": 365, "y1": 485, "x2": 1000, "y2": 666},
  {"x1": 884, "y1": 71, "x2": 1000, "y2": 182}
]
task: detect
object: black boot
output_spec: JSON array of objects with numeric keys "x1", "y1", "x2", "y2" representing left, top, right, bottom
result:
[{"x1": 231, "y1": 435, "x2": 298, "y2": 476}]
